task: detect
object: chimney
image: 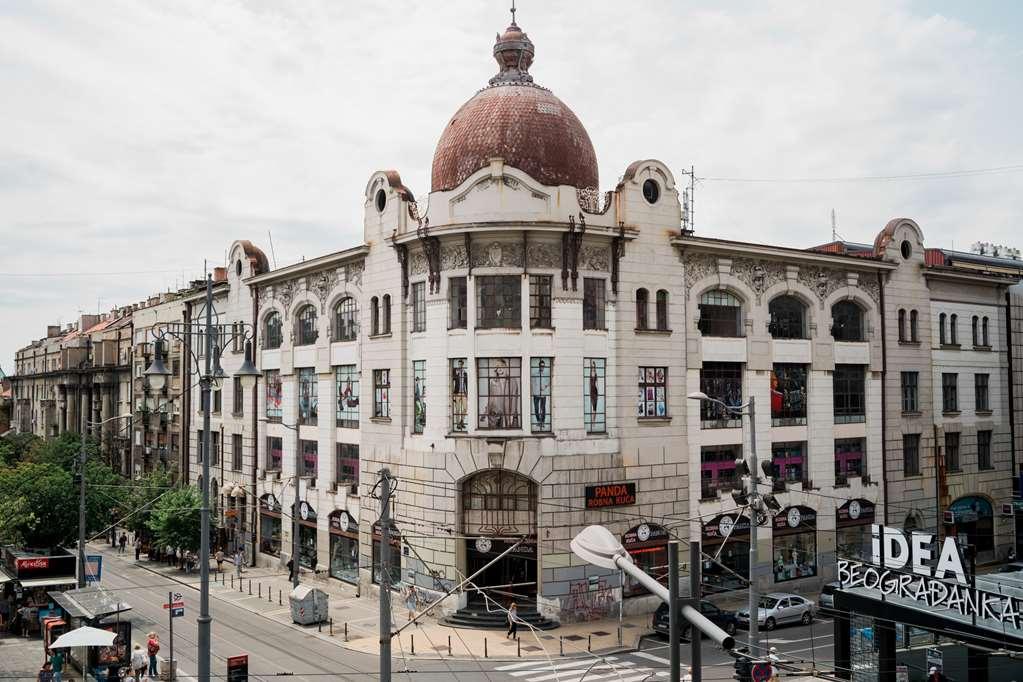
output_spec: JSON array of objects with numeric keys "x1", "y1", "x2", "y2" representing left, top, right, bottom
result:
[
  {"x1": 47, "y1": 325, "x2": 61, "y2": 338},
  {"x1": 213, "y1": 267, "x2": 228, "y2": 283}
]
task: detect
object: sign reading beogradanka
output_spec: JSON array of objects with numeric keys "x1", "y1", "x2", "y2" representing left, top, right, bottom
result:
[
  {"x1": 838, "y1": 524, "x2": 1023, "y2": 627},
  {"x1": 584, "y1": 482, "x2": 637, "y2": 509}
]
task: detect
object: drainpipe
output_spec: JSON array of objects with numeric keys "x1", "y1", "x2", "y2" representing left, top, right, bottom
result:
[{"x1": 878, "y1": 271, "x2": 890, "y2": 525}]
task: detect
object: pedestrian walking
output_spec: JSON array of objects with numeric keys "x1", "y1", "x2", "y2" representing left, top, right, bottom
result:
[
  {"x1": 49, "y1": 649, "x2": 64, "y2": 682},
  {"x1": 119, "y1": 533, "x2": 128, "y2": 554},
  {"x1": 146, "y1": 632, "x2": 160, "y2": 678},
  {"x1": 286, "y1": 558, "x2": 295, "y2": 582},
  {"x1": 234, "y1": 549, "x2": 243, "y2": 577},
  {"x1": 215, "y1": 549, "x2": 224, "y2": 573},
  {"x1": 404, "y1": 585, "x2": 417, "y2": 623},
  {"x1": 130, "y1": 643, "x2": 147, "y2": 681},
  {"x1": 134, "y1": 537, "x2": 142, "y2": 561},
  {"x1": 37, "y1": 662, "x2": 53, "y2": 682},
  {"x1": 506, "y1": 602, "x2": 519, "y2": 640}
]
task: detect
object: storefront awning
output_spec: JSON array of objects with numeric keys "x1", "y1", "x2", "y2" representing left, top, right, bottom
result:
[
  {"x1": 48, "y1": 587, "x2": 131, "y2": 620},
  {"x1": 18, "y1": 576, "x2": 77, "y2": 588},
  {"x1": 0, "y1": 570, "x2": 14, "y2": 584}
]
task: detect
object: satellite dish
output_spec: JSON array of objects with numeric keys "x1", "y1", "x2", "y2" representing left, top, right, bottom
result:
[{"x1": 570, "y1": 525, "x2": 630, "y2": 570}]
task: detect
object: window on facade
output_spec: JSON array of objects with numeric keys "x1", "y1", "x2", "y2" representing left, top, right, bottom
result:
[
  {"x1": 982, "y1": 316, "x2": 990, "y2": 346},
  {"x1": 701, "y1": 445, "x2": 740, "y2": 499},
  {"x1": 296, "y1": 305, "x2": 318, "y2": 346},
  {"x1": 656, "y1": 290, "x2": 669, "y2": 331},
  {"x1": 583, "y1": 278, "x2": 606, "y2": 330},
  {"x1": 300, "y1": 439, "x2": 318, "y2": 478},
  {"x1": 529, "y1": 275, "x2": 552, "y2": 328},
  {"x1": 637, "y1": 366, "x2": 667, "y2": 418},
  {"x1": 266, "y1": 436, "x2": 282, "y2": 471},
  {"x1": 769, "y1": 296, "x2": 807, "y2": 339},
  {"x1": 232, "y1": 433, "x2": 242, "y2": 471},
  {"x1": 211, "y1": 432, "x2": 219, "y2": 466},
  {"x1": 336, "y1": 443, "x2": 359, "y2": 486},
  {"x1": 901, "y1": 371, "x2": 919, "y2": 412},
  {"x1": 939, "y1": 312, "x2": 948, "y2": 345},
  {"x1": 975, "y1": 373, "x2": 990, "y2": 412},
  {"x1": 233, "y1": 376, "x2": 243, "y2": 415},
  {"x1": 835, "y1": 438, "x2": 864, "y2": 484},
  {"x1": 412, "y1": 360, "x2": 426, "y2": 434},
  {"x1": 450, "y1": 359, "x2": 469, "y2": 432},
  {"x1": 370, "y1": 296, "x2": 379, "y2": 336},
  {"x1": 978, "y1": 430, "x2": 993, "y2": 470},
  {"x1": 382, "y1": 295, "x2": 391, "y2": 334},
  {"x1": 373, "y1": 369, "x2": 390, "y2": 418},
  {"x1": 944, "y1": 432, "x2": 960, "y2": 472},
  {"x1": 898, "y1": 309, "x2": 906, "y2": 342},
  {"x1": 231, "y1": 322, "x2": 242, "y2": 353},
  {"x1": 333, "y1": 297, "x2": 358, "y2": 342},
  {"x1": 700, "y1": 362, "x2": 742, "y2": 428},
  {"x1": 972, "y1": 316, "x2": 980, "y2": 346},
  {"x1": 530, "y1": 357, "x2": 553, "y2": 432},
  {"x1": 635, "y1": 289, "x2": 649, "y2": 330},
  {"x1": 449, "y1": 277, "x2": 468, "y2": 329},
  {"x1": 699, "y1": 290, "x2": 743, "y2": 337},
  {"x1": 910, "y1": 309, "x2": 919, "y2": 342},
  {"x1": 296, "y1": 367, "x2": 318, "y2": 425},
  {"x1": 950, "y1": 314, "x2": 959, "y2": 345},
  {"x1": 833, "y1": 365, "x2": 865, "y2": 423},
  {"x1": 831, "y1": 301, "x2": 864, "y2": 342},
  {"x1": 903, "y1": 434, "x2": 920, "y2": 476},
  {"x1": 773, "y1": 507, "x2": 817, "y2": 582},
  {"x1": 212, "y1": 388, "x2": 222, "y2": 414},
  {"x1": 265, "y1": 369, "x2": 282, "y2": 422},
  {"x1": 411, "y1": 282, "x2": 426, "y2": 333},
  {"x1": 264, "y1": 312, "x2": 283, "y2": 349},
  {"x1": 942, "y1": 373, "x2": 959, "y2": 412},
  {"x1": 771, "y1": 364, "x2": 807, "y2": 426},
  {"x1": 335, "y1": 365, "x2": 359, "y2": 428},
  {"x1": 583, "y1": 358, "x2": 606, "y2": 433},
  {"x1": 477, "y1": 357, "x2": 522, "y2": 429},
  {"x1": 476, "y1": 275, "x2": 521, "y2": 329},
  {"x1": 771, "y1": 442, "x2": 807, "y2": 485}
]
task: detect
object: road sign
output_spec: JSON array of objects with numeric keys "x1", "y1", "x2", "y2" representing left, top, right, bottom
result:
[
  {"x1": 227, "y1": 655, "x2": 248, "y2": 682},
  {"x1": 163, "y1": 601, "x2": 185, "y2": 609},
  {"x1": 170, "y1": 607, "x2": 184, "y2": 618},
  {"x1": 85, "y1": 555, "x2": 102, "y2": 583},
  {"x1": 750, "y1": 661, "x2": 772, "y2": 682},
  {"x1": 896, "y1": 664, "x2": 909, "y2": 682}
]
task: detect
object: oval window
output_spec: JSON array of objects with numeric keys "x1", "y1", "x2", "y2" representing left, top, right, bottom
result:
[
  {"x1": 375, "y1": 188, "x2": 387, "y2": 213},
  {"x1": 901, "y1": 240, "x2": 912, "y2": 260},
  {"x1": 642, "y1": 179, "x2": 660, "y2": 205}
]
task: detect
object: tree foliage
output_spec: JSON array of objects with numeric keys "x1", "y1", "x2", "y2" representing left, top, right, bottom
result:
[
  {"x1": 0, "y1": 432, "x2": 40, "y2": 466},
  {"x1": 123, "y1": 469, "x2": 176, "y2": 536},
  {"x1": 147, "y1": 486, "x2": 202, "y2": 553}
]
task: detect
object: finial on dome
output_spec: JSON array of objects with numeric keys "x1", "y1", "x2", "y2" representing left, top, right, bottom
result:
[
  {"x1": 510, "y1": 0, "x2": 517, "y2": 26},
  {"x1": 490, "y1": 9, "x2": 535, "y2": 85}
]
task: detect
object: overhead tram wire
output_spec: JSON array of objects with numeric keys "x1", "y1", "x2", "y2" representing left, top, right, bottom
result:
[{"x1": 699, "y1": 163, "x2": 1023, "y2": 184}]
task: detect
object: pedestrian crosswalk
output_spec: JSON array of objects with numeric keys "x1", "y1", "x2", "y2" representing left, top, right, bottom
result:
[{"x1": 494, "y1": 653, "x2": 670, "y2": 682}]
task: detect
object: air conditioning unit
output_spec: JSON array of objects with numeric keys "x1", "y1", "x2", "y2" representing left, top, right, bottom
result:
[
  {"x1": 943, "y1": 511, "x2": 956, "y2": 525},
  {"x1": 1002, "y1": 503, "x2": 1015, "y2": 517}
]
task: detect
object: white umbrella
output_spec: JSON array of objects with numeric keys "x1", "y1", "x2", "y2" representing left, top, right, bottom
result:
[{"x1": 49, "y1": 625, "x2": 116, "y2": 649}]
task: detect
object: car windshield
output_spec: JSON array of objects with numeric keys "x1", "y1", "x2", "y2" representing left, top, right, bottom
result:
[{"x1": 759, "y1": 597, "x2": 779, "y2": 609}]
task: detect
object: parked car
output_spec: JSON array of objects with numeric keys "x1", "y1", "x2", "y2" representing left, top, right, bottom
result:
[
  {"x1": 652, "y1": 599, "x2": 738, "y2": 639},
  {"x1": 736, "y1": 593, "x2": 814, "y2": 631},
  {"x1": 818, "y1": 581, "x2": 841, "y2": 610},
  {"x1": 997, "y1": 562, "x2": 1023, "y2": 573}
]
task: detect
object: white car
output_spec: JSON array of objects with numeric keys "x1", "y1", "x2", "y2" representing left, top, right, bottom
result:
[{"x1": 736, "y1": 593, "x2": 815, "y2": 631}]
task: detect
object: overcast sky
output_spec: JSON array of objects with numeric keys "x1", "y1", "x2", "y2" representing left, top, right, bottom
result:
[{"x1": 2, "y1": 0, "x2": 1022, "y2": 370}]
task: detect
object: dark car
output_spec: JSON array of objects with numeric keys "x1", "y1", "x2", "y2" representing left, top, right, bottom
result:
[{"x1": 652, "y1": 599, "x2": 738, "y2": 639}]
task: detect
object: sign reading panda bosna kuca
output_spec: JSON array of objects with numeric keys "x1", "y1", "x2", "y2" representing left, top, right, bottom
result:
[{"x1": 838, "y1": 525, "x2": 1023, "y2": 627}]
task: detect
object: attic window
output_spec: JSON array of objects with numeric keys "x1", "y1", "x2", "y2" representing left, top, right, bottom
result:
[
  {"x1": 642, "y1": 179, "x2": 660, "y2": 205},
  {"x1": 375, "y1": 188, "x2": 387, "y2": 213},
  {"x1": 901, "y1": 240, "x2": 912, "y2": 260}
]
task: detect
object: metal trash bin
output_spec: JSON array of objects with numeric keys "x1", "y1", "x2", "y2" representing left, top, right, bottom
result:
[
  {"x1": 159, "y1": 657, "x2": 177, "y2": 681},
  {"x1": 288, "y1": 585, "x2": 329, "y2": 625}
]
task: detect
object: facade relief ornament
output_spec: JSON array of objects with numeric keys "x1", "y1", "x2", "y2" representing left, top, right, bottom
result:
[
  {"x1": 344, "y1": 261, "x2": 365, "y2": 288},
  {"x1": 410, "y1": 251, "x2": 428, "y2": 276},
  {"x1": 797, "y1": 268, "x2": 847, "y2": 307},
  {"x1": 277, "y1": 280, "x2": 297, "y2": 317},
  {"x1": 731, "y1": 258, "x2": 784, "y2": 304},
  {"x1": 471, "y1": 240, "x2": 523, "y2": 269},
  {"x1": 579, "y1": 244, "x2": 609, "y2": 272},
  {"x1": 683, "y1": 253, "x2": 717, "y2": 291},
  {"x1": 526, "y1": 241, "x2": 560, "y2": 268},
  {"x1": 441, "y1": 244, "x2": 469, "y2": 270},
  {"x1": 309, "y1": 270, "x2": 338, "y2": 313}
]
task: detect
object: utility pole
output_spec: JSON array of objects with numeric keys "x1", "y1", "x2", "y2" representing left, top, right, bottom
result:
[
  {"x1": 690, "y1": 540, "x2": 702, "y2": 682},
  {"x1": 77, "y1": 436, "x2": 87, "y2": 588},
  {"x1": 197, "y1": 274, "x2": 214, "y2": 682},
  {"x1": 293, "y1": 474, "x2": 301, "y2": 587},
  {"x1": 667, "y1": 541, "x2": 681, "y2": 682},
  {"x1": 746, "y1": 395, "x2": 760, "y2": 657},
  {"x1": 378, "y1": 469, "x2": 394, "y2": 682}
]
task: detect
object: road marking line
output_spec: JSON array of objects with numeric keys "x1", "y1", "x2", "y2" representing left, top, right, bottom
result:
[
  {"x1": 504, "y1": 657, "x2": 621, "y2": 675},
  {"x1": 525, "y1": 662, "x2": 637, "y2": 682},
  {"x1": 550, "y1": 671, "x2": 652, "y2": 682},
  {"x1": 633, "y1": 650, "x2": 671, "y2": 665}
]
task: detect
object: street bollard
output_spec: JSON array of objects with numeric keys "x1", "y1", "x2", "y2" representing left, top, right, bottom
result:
[
  {"x1": 248, "y1": 580, "x2": 251, "y2": 595},
  {"x1": 484, "y1": 638, "x2": 488, "y2": 658},
  {"x1": 448, "y1": 635, "x2": 451, "y2": 657},
  {"x1": 318, "y1": 621, "x2": 322, "y2": 633},
  {"x1": 279, "y1": 590, "x2": 282, "y2": 605},
  {"x1": 329, "y1": 618, "x2": 333, "y2": 636},
  {"x1": 230, "y1": 575, "x2": 234, "y2": 588},
  {"x1": 411, "y1": 634, "x2": 415, "y2": 656},
  {"x1": 344, "y1": 622, "x2": 349, "y2": 642},
  {"x1": 560, "y1": 636, "x2": 564, "y2": 656},
  {"x1": 588, "y1": 634, "x2": 592, "y2": 652},
  {"x1": 259, "y1": 582, "x2": 262, "y2": 598},
  {"x1": 517, "y1": 638, "x2": 521, "y2": 657},
  {"x1": 618, "y1": 625, "x2": 622, "y2": 646},
  {"x1": 268, "y1": 587, "x2": 272, "y2": 603}
]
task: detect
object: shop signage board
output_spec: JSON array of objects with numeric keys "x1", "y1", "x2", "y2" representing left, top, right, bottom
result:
[
  {"x1": 227, "y1": 654, "x2": 248, "y2": 682},
  {"x1": 895, "y1": 664, "x2": 909, "y2": 682},
  {"x1": 584, "y1": 482, "x2": 636, "y2": 509},
  {"x1": 925, "y1": 647, "x2": 943, "y2": 671},
  {"x1": 84, "y1": 555, "x2": 102, "y2": 584}
]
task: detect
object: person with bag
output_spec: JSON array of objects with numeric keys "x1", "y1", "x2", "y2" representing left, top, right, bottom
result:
[
  {"x1": 506, "y1": 602, "x2": 519, "y2": 640},
  {"x1": 49, "y1": 650, "x2": 64, "y2": 682},
  {"x1": 146, "y1": 632, "x2": 160, "y2": 679},
  {"x1": 130, "y1": 643, "x2": 147, "y2": 681}
]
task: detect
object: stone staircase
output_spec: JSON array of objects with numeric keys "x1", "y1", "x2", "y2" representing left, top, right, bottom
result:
[{"x1": 440, "y1": 603, "x2": 560, "y2": 630}]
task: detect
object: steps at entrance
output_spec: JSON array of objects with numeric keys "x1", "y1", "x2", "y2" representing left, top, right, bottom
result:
[{"x1": 440, "y1": 604, "x2": 560, "y2": 630}]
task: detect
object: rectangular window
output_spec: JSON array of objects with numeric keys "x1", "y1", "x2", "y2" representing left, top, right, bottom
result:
[
  {"x1": 944, "y1": 432, "x2": 960, "y2": 472},
  {"x1": 335, "y1": 365, "x2": 359, "y2": 429},
  {"x1": 583, "y1": 278, "x2": 606, "y2": 330},
  {"x1": 373, "y1": 369, "x2": 391, "y2": 418},
  {"x1": 978, "y1": 430, "x2": 993, "y2": 470},
  {"x1": 232, "y1": 433, "x2": 242, "y2": 471},
  {"x1": 771, "y1": 364, "x2": 807, "y2": 426},
  {"x1": 411, "y1": 282, "x2": 426, "y2": 333},
  {"x1": 583, "y1": 358, "x2": 607, "y2": 433},
  {"x1": 211, "y1": 432, "x2": 219, "y2": 466},
  {"x1": 975, "y1": 373, "x2": 990, "y2": 411},
  {"x1": 336, "y1": 443, "x2": 359, "y2": 487},
  {"x1": 477, "y1": 357, "x2": 522, "y2": 429},
  {"x1": 942, "y1": 373, "x2": 959, "y2": 412},
  {"x1": 476, "y1": 275, "x2": 521, "y2": 329},
  {"x1": 266, "y1": 436, "x2": 282, "y2": 471},
  {"x1": 699, "y1": 362, "x2": 742, "y2": 428},
  {"x1": 265, "y1": 369, "x2": 283, "y2": 422},
  {"x1": 701, "y1": 445, "x2": 740, "y2": 499},
  {"x1": 298, "y1": 368, "x2": 318, "y2": 426},
  {"x1": 530, "y1": 357, "x2": 553, "y2": 432},
  {"x1": 448, "y1": 277, "x2": 467, "y2": 329},
  {"x1": 450, "y1": 359, "x2": 469, "y2": 432},
  {"x1": 903, "y1": 434, "x2": 920, "y2": 475},
  {"x1": 213, "y1": 388, "x2": 222, "y2": 414},
  {"x1": 529, "y1": 275, "x2": 552, "y2": 329},
  {"x1": 901, "y1": 371, "x2": 919, "y2": 412},
  {"x1": 833, "y1": 365, "x2": 865, "y2": 424},
  {"x1": 412, "y1": 360, "x2": 426, "y2": 434},
  {"x1": 835, "y1": 438, "x2": 864, "y2": 484},
  {"x1": 233, "y1": 376, "x2": 243, "y2": 415},
  {"x1": 771, "y1": 442, "x2": 807, "y2": 484},
  {"x1": 299, "y1": 439, "x2": 318, "y2": 478},
  {"x1": 637, "y1": 366, "x2": 668, "y2": 418}
]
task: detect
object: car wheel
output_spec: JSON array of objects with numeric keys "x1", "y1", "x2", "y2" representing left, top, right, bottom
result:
[
  {"x1": 725, "y1": 622, "x2": 737, "y2": 636},
  {"x1": 764, "y1": 617, "x2": 776, "y2": 631},
  {"x1": 801, "y1": 611, "x2": 813, "y2": 625}
]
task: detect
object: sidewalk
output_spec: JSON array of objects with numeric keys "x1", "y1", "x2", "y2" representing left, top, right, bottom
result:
[{"x1": 97, "y1": 543, "x2": 649, "y2": 661}]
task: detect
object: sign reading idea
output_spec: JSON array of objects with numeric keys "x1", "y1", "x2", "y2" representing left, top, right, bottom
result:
[
  {"x1": 838, "y1": 525, "x2": 1023, "y2": 627},
  {"x1": 584, "y1": 482, "x2": 637, "y2": 509}
]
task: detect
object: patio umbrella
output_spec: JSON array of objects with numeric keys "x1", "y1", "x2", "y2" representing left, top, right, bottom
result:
[{"x1": 49, "y1": 625, "x2": 116, "y2": 649}]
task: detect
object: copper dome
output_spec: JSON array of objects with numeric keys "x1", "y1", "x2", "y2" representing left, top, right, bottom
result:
[{"x1": 430, "y1": 21, "x2": 598, "y2": 193}]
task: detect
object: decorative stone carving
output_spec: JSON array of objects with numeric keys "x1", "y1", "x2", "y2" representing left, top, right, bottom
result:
[
  {"x1": 577, "y1": 187, "x2": 613, "y2": 214},
  {"x1": 731, "y1": 258, "x2": 784, "y2": 303},
  {"x1": 410, "y1": 251, "x2": 428, "y2": 275},
  {"x1": 471, "y1": 240, "x2": 523, "y2": 268},
  {"x1": 580, "y1": 244, "x2": 609, "y2": 272},
  {"x1": 526, "y1": 241, "x2": 560, "y2": 268},
  {"x1": 797, "y1": 268, "x2": 847, "y2": 307},
  {"x1": 442, "y1": 244, "x2": 469, "y2": 270},
  {"x1": 309, "y1": 270, "x2": 338, "y2": 313},
  {"x1": 858, "y1": 276, "x2": 880, "y2": 305},
  {"x1": 277, "y1": 280, "x2": 297, "y2": 317},
  {"x1": 344, "y1": 261, "x2": 364, "y2": 287},
  {"x1": 683, "y1": 253, "x2": 716, "y2": 291}
]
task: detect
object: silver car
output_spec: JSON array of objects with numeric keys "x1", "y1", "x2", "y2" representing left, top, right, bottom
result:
[{"x1": 736, "y1": 592, "x2": 815, "y2": 631}]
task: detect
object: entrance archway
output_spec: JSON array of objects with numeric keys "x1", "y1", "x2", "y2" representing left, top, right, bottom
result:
[
  {"x1": 461, "y1": 469, "x2": 538, "y2": 604},
  {"x1": 947, "y1": 495, "x2": 994, "y2": 554}
]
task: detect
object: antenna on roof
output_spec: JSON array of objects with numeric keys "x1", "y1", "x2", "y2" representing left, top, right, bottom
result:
[
  {"x1": 680, "y1": 165, "x2": 696, "y2": 234},
  {"x1": 831, "y1": 209, "x2": 837, "y2": 242},
  {"x1": 268, "y1": 230, "x2": 278, "y2": 269}
]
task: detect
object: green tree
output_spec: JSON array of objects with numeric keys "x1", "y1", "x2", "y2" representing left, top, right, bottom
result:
[
  {"x1": 148, "y1": 486, "x2": 202, "y2": 552},
  {"x1": 0, "y1": 462, "x2": 76, "y2": 548},
  {"x1": 123, "y1": 469, "x2": 176, "y2": 537},
  {"x1": 0, "y1": 432, "x2": 41, "y2": 466}
]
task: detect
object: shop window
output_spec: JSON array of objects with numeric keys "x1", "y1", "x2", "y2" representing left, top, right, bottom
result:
[
  {"x1": 583, "y1": 358, "x2": 606, "y2": 433},
  {"x1": 297, "y1": 503, "x2": 317, "y2": 569},
  {"x1": 477, "y1": 357, "x2": 522, "y2": 429},
  {"x1": 412, "y1": 360, "x2": 426, "y2": 434},
  {"x1": 948, "y1": 496, "x2": 994, "y2": 552},
  {"x1": 836, "y1": 499, "x2": 876, "y2": 561},
  {"x1": 450, "y1": 359, "x2": 469, "y2": 432},
  {"x1": 300, "y1": 440, "x2": 318, "y2": 478},
  {"x1": 909, "y1": 310, "x2": 919, "y2": 342},
  {"x1": 771, "y1": 442, "x2": 807, "y2": 485},
  {"x1": 333, "y1": 297, "x2": 359, "y2": 342},
  {"x1": 583, "y1": 278, "x2": 606, "y2": 330},
  {"x1": 266, "y1": 436, "x2": 282, "y2": 471},
  {"x1": 701, "y1": 445, "x2": 741, "y2": 499},
  {"x1": 656, "y1": 290, "x2": 669, "y2": 331},
  {"x1": 329, "y1": 511, "x2": 359, "y2": 584},
  {"x1": 902, "y1": 434, "x2": 920, "y2": 476},
  {"x1": 476, "y1": 275, "x2": 521, "y2": 329},
  {"x1": 831, "y1": 301, "x2": 864, "y2": 342},
  {"x1": 833, "y1": 365, "x2": 865, "y2": 424},
  {"x1": 701, "y1": 514, "x2": 750, "y2": 589},
  {"x1": 529, "y1": 357, "x2": 553, "y2": 432},
  {"x1": 769, "y1": 296, "x2": 807, "y2": 339},
  {"x1": 335, "y1": 365, "x2": 359, "y2": 428},
  {"x1": 264, "y1": 311, "x2": 283, "y2": 349},
  {"x1": 773, "y1": 506, "x2": 818, "y2": 582},
  {"x1": 978, "y1": 430, "x2": 992, "y2": 470},
  {"x1": 637, "y1": 366, "x2": 667, "y2": 418},
  {"x1": 298, "y1": 367, "x2": 318, "y2": 426},
  {"x1": 975, "y1": 373, "x2": 989, "y2": 411},
  {"x1": 622, "y1": 524, "x2": 669, "y2": 597},
  {"x1": 411, "y1": 282, "x2": 426, "y2": 333},
  {"x1": 373, "y1": 369, "x2": 391, "y2": 418},
  {"x1": 901, "y1": 371, "x2": 918, "y2": 412},
  {"x1": 771, "y1": 364, "x2": 807, "y2": 426},
  {"x1": 699, "y1": 290, "x2": 743, "y2": 337},
  {"x1": 529, "y1": 275, "x2": 552, "y2": 329},
  {"x1": 259, "y1": 494, "x2": 282, "y2": 556},
  {"x1": 635, "y1": 289, "x2": 649, "y2": 330},
  {"x1": 265, "y1": 369, "x2": 283, "y2": 422},
  {"x1": 296, "y1": 305, "x2": 318, "y2": 346},
  {"x1": 944, "y1": 432, "x2": 960, "y2": 472},
  {"x1": 942, "y1": 373, "x2": 958, "y2": 412},
  {"x1": 336, "y1": 443, "x2": 359, "y2": 486},
  {"x1": 372, "y1": 523, "x2": 402, "y2": 586},
  {"x1": 700, "y1": 362, "x2": 742, "y2": 428},
  {"x1": 835, "y1": 438, "x2": 864, "y2": 485},
  {"x1": 449, "y1": 277, "x2": 468, "y2": 329}
]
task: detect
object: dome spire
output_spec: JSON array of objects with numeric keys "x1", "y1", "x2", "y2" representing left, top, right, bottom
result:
[
  {"x1": 490, "y1": 6, "x2": 535, "y2": 86},
  {"x1": 510, "y1": 0, "x2": 517, "y2": 26}
]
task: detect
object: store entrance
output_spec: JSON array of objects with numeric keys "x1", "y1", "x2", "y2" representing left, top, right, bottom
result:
[{"x1": 465, "y1": 538, "x2": 537, "y2": 605}]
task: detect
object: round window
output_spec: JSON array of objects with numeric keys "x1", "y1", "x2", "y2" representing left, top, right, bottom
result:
[
  {"x1": 236, "y1": 260, "x2": 242, "y2": 277},
  {"x1": 900, "y1": 240, "x2": 912, "y2": 260},
  {"x1": 642, "y1": 179, "x2": 660, "y2": 204},
  {"x1": 375, "y1": 188, "x2": 387, "y2": 213}
]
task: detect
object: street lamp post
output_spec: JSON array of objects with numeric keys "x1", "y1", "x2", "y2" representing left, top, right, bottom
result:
[{"x1": 78, "y1": 413, "x2": 133, "y2": 588}]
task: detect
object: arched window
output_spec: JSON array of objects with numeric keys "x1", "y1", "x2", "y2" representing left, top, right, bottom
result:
[
  {"x1": 769, "y1": 295, "x2": 807, "y2": 339},
  {"x1": 949, "y1": 314, "x2": 958, "y2": 345},
  {"x1": 333, "y1": 297, "x2": 358, "y2": 342},
  {"x1": 939, "y1": 313, "x2": 947, "y2": 345},
  {"x1": 898, "y1": 309, "x2": 906, "y2": 342},
  {"x1": 635, "y1": 288, "x2": 649, "y2": 330},
  {"x1": 264, "y1": 311, "x2": 283, "y2": 350},
  {"x1": 698, "y1": 290, "x2": 743, "y2": 337},
  {"x1": 295, "y1": 305, "x2": 318, "y2": 346},
  {"x1": 382, "y1": 294, "x2": 392, "y2": 334},
  {"x1": 831, "y1": 301, "x2": 864, "y2": 342},
  {"x1": 972, "y1": 316, "x2": 979, "y2": 346},
  {"x1": 909, "y1": 310, "x2": 919, "y2": 342},
  {"x1": 656, "y1": 290, "x2": 669, "y2": 331},
  {"x1": 982, "y1": 316, "x2": 989, "y2": 346},
  {"x1": 370, "y1": 296, "x2": 379, "y2": 336}
]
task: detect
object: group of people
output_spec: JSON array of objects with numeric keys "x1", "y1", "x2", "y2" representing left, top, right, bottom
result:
[{"x1": 38, "y1": 634, "x2": 160, "y2": 682}]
